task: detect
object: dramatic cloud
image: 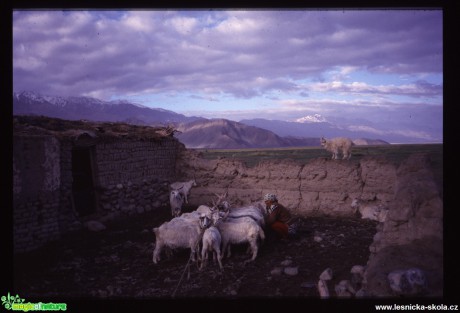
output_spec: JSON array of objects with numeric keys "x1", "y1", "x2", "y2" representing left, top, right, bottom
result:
[{"x1": 12, "y1": 9, "x2": 443, "y2": 142}]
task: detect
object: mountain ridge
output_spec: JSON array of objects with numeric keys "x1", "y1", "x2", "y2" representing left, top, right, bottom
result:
[{"x1": 13, "y1": 91, "x2": 394, "y2": 148}]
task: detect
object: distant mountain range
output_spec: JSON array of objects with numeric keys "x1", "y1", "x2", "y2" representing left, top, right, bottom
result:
[
  {"x1": 240, "y1": 117, "x2": 418, "y2": 144},
  {"x1": 13, "y1": 91, "x2": 203, "y2": 125},
  {"x1": 13, "y1": 91, "x2": 393, "y2": 148}
]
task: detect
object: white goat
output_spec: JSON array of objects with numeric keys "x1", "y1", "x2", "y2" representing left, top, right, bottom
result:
[
  {"x1": 351, "y1": 198, "x2": 388, "y2": 223},
  {"x1": 170, "y1": 179, "x2": 197, "y2": 204},
  {"x1": 152, "y1": 214, "x2": 210, "y2": 264},
  {"x1": 320, "y1": 137, "x2": 354, "y2": 160},
  {"x1": 227, "y1": 204, "x2": 266, "y2": 229},
  {"x1": 216, "y1": 217, "x2": 265, "y2": 264},
  {"x1": 180, "y1": 210, "x2": 203, "y2": 220},
  {"x1": 200, "y1": 225, "x2": 223, "y2": 270},
  {"x1": 169, "y1": 188, "x2": 184, "y2": 217}
]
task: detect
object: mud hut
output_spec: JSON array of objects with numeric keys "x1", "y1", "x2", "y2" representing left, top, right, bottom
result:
[{"x1": 13, "y1": 115, "x2": 184, "y2": 252}]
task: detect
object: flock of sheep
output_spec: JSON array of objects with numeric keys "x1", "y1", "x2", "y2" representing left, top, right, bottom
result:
[
  {"x1": 152, "y1": 137, "x2": 357, "y2": 269},
  {"x1": 154, "y1": 184, "x2": 267, "y2": 269}
]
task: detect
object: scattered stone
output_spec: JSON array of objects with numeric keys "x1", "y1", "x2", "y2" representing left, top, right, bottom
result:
[
  {"x1": 334, "y1": 280, "x2": 356, "y2": 297},
  {"x1": 270, "y1": 267, "x2": 283, "y2": 276},
  {"x1": 350, "y1": 265, "x2": 365, "y2": 287},
  {"x1": 313, "y1": 236, "x2": 323, "y2": 242},
  {"x1": 280, "y1": 259, "x2": 292, "y2": 266},
  {"x1": 317, "y1": 279, "x2": 330, "y2": 298},
  {"x1": 388, "y1": 268, "x2": 427, "y2": 295},
  {"x1": 284, "y1": 267, "x2": 298, "y2": 276},
  {"x1": 84, "y1": 220, "x2": 106, "y2": 232},
  {"x1": 319, "y1": 268, "x2": 333, "y2": 280}
]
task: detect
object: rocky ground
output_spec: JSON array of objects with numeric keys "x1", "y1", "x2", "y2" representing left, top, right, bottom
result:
[{"x1": 14, "y1": 206, "x2": 378, "y2": 300}]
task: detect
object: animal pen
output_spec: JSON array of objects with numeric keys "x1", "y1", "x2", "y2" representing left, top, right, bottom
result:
[{"x1": 13, "y1": 116, "x2": 185, "y2": 253}]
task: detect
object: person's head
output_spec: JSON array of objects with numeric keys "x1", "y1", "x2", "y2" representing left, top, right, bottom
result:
[{"x1": 264, "y1": 193, "x2": 278, "y2": 205}]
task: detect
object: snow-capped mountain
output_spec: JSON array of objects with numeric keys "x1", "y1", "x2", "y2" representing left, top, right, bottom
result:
[
  {"x1": 239, "y1": 117, "x2": 437, "y2": 144},
  {"x1": 295, "y1": 114, "x2": 327, "y2": 123},
  {"x1": 13, "y1": 91, "x2": 440, "y2": 146},
  {"x1": 13, "y1": 91, "x2": 203, "y2": 125}
]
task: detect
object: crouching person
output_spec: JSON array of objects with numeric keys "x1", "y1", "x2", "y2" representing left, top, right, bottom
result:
[{"x1": 263, "y1": 193, "x2": 293, "y2": 241}]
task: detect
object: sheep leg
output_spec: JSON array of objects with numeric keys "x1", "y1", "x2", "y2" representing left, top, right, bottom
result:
[
  {"x1": 200, "y1": 249, "x2": 208, "y2": 270},
  {"x1": 216, "y1": 250, "x2": 224, "y2": 270},
  {"x1": 190, "y1": 244, "x2": 199, "y2": 262},
  {"x1": 152, "y1": 242, "x2": 163, "y2": 264},
  {"x1": 226, "y1": 245, "x2": 232, "y2": 258},
  {"x1": 222, "y1": 241, "x2": 231, "y2": 258},
  {"x1": 333, "y1": 149, "x2": 339, "y2": 159},
  {"x1": 243, "y1": 241, "x2": 258, "y2": 264}
]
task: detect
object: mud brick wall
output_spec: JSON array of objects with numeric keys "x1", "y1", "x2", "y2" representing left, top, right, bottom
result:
[
  {"x1": 94, "y1": 138, "x2": 182, "y2": 216},
  {"x1": 13, "y1": 134, "x2": 184, "y2": 253},
  {"x1": 13, "y1": 135, "x2": 69, "y2": 253}
]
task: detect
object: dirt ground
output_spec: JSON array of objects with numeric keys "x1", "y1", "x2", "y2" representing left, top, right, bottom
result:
[{"x1": 14, "y1": 206, "x2": 378, "y2": 300}]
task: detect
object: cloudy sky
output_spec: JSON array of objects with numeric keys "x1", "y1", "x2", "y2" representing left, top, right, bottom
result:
[{"x1": 12, "y1": 9, "x2": 443, "y2": 141}]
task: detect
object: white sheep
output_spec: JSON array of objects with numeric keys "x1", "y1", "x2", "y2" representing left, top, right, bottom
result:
[
  {"x1": 180, "y1": 210, "x2": 203, "y2": 220},
  {"x1": 320, "y1": 137, "x2": 354, "y2": 160},
  {"x1": 224, "y1": 215, "x2": 266, "y2": 257},
  {"x1": 216, "y1": 217, "x2": 265, "y2": 264},
  {"x1": 351, "y1": 198, "x2": 388, "y2": 223},
  {"x1": 169, "y1": 189, "x2": 184, "y2": 217},
  {"x1": 200, "y1": 226, "x2": 223, "y2": 270},
  {"x1": 227, "y1": 204, "x2": 266, "y2": 229},
  {"x1": 170, "y1": 179, "x2": 197, "y2": 204},
  {"x1": 152, "y1": 214, "x2": 210, "y2": 264}
]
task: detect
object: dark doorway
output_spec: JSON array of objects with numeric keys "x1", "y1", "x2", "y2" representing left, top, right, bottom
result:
[{"x1": 72, "y1": 147, "x2": 96, "y2": 216}]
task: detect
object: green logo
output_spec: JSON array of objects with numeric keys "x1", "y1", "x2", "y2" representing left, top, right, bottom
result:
[
  {"x1": 1, "y1": 293, "x2": 67, "y2": 311},
  {"x1": 1, "y1": 293, "x2": 24, "y2": 310}
]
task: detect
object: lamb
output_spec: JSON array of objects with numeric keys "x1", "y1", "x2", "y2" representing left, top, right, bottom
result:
[
  {"x1": 169, "y1": 188, "x2": 184, "y2": 217},
  {"x1": 170, "y1": 179, "x2": 197, "y2": 204},
  {"x1": 320, "y1": 137, "x2": 354, "y2": 160},
  {"x1": 351, "y1": 198, "x2": 388, "y2": 223},
  {"x1": 200, "y1": 225, "x2": 223, "y2": 270},
  {"x1": 152, "y1": 214, "x2": 210, "y2": 264}
]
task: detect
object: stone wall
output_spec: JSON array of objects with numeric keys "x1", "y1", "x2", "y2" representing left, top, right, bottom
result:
[
  {"x1": 13, "y1": 135, "x2": 65, "y2": 252},
  {"x1": 13, "y1": 134, "x2": 184, "y2": 253},
  {"x1": 363, "y1": 154, "x2": 443, "y2": 296},
  {"x1": 175, "y1": 150, "x2": 443, "y2": 296},
  {"x1": 93, "y1": 138, "x2": 182, "y2": 219}
]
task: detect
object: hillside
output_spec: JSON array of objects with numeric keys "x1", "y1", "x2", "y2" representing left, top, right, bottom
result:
[
  {"x1": 13, "y1": 91, "x2": 395, "y2": 149},
  {"x1": 176, "y1": 119, "x2": 316, "y2": 149}
]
